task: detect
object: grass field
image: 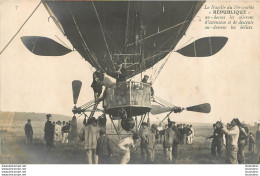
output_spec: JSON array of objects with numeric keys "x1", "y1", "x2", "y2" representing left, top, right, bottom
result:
[{"x1": 0, "y1": 112, "x2": 259, "y2": 164}]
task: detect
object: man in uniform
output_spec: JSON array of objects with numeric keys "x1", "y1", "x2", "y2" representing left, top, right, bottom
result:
[
  {"x1": 206, "y1": 122, "x2": 224, "y2": 158},
  {"x1": 44, "y1": 114, "x2": 55, "y2": 154},
  {"x1": 24, "y1": 119, "x2": 33, "y2": 144},
  {"x1": 171, "y1": 121, "x2": 181, "y2": 162},
  {"x1": 140, "y1": 122, "x2": 155, "y2": 164},
  {"x1": 141, "y1": 75, "x2": 154, "y2": 99},
  {"x1": 163, "y1": 121, "x2": 177, "y2": 163},
  {"x1": 114, "y1": 63, "x2": 127, "y2": 82}
]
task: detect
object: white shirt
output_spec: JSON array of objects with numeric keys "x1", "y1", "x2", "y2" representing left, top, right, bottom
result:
[
  {"x1": 191, "y1": 128, "x2": 195, "y2": 137},
  {"x1": 118, "y1": 137, "x2": 134, "y2": 153},
  {"x1": 222, "y1": 126, "x2": 239, "y2": 146}
]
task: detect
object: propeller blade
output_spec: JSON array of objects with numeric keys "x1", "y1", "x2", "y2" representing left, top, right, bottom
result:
[
  {"x1": 186, "y1": 103, "x2": 211, "y2": 113},
  {"x1": 151, "y1": 105, "x2": 173, "y2": 115},
  {"x1": 72, "y1": 80, "x2": 82, "y2": 105},
  {"x1": 177, "y1": 37, "x2": 228, "y2": 57},
  {"x1": 21, "y1": 36, "x2": 71, "y2": 56}
]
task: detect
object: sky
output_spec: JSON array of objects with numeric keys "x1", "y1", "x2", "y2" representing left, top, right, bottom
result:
[{"x1": 0, "y1": 0, "x2": 260, "y2": 124}]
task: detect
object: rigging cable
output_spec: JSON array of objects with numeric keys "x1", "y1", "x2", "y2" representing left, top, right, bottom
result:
[
  {"x1": 91, "y1": 1, "x2": 115, "y2": 70},
  {"x1": 151, "y1": 2, "x2": 199, "y2": 84},
  {"x1": 0, "y1": 1, "x2": 42, "y2": 55},
  {"x1": 68, "y1": 4, "x2": 105, "y2": 73},
  {"x1": 124, "y1": 1, "x2": 131, "y2": 47}
]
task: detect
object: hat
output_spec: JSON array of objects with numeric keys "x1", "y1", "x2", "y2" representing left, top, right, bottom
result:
[
  {"x1": 151, "y1": 124, "x2": 158, "y2": 130},
  {"x1": 100, "y1": 128, "x2": 106, "y2": 135},
  {"x1": 46, "y1": 114, "x2": 52, "y2": 118},
  {"x1": 27, "y1": 119, "x2": 31, "y2": 122},
  {"x1": 141, "y1": 122, "x2": 148, "y2": 127}
]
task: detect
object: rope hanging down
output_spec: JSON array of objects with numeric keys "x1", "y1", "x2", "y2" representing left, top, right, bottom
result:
[{"x1": 0, "y1": 2, "x2": 42, "y2": 55}]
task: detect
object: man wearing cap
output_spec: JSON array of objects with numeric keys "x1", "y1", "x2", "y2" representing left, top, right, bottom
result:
[
  {"x1": 140, "y1": 122, "x2": 155, "y2": 163},
  {"x1": 44, "y1": 114, "x2": 55, "y2": 152},
  {"x1": 206, "y1": 122, "x2": 224, "y2": 158},
  {"x1": 150, "y1": 124, "x2": 158, "y2": 162},
  {"x1": 163, "y1": 121, "x2": 177, "y2": 163},
  {"x1": 91, "y1": 70, "x2": 104, "y2": 101},
  {"x1": 96, "y1": 128, "x2": 113, "y2": 164},
  {"x1": 114, "y1": 63, "x2": 127, "y2": 82},
  {"x1": 62, "y1": 122, "x2": 70, "y2": 144},
  {"x1": 24, "y1": 119, "x2": 33, "y2": 144},
  {"x1": 171, "y1": 121, "x2": 181, "y2": 162},
  {"x1": 141, "y1": 75, "x2": 154, "y2": 99}
]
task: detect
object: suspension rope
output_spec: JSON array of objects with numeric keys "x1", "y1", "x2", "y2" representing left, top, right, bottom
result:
[
  {"x1": 0, "y1": 1, "x2": 42, "y2": 55},
  {"x1": 177, "y1": 2, "x2": 196, "y2": 36},
  {"x1": 91, "y1": 1, "x2": 115, "y2": 70},
  {"x1": 150, "y1": 3, "x2": 198, "y2": 84},
  {"x1": 68, "y1": 4, "x2": 105, "y2": 73},
  {"x1": 150, "y1": 2, "x2": 200, "y2": 84},
  {"x1": 124, "y1": 1, "x2": 131, "y2": 47}
]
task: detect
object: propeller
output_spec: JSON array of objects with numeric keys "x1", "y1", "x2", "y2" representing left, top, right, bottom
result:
[
  {"x1": 151, "y1": 103, "x2": 211, "y2": 115},
  {"x1": 72, "y1": 80, "x2": 82, "y2": 114},
  {"x1": 21, "y1": 36, "x2": 72, "y2": 56},
  {"x1": 186, "y1": 103, "x2": 211, "y2": 113},
  {"x1": 176, "y1": 37, "x2": 228, "y2": 57}
]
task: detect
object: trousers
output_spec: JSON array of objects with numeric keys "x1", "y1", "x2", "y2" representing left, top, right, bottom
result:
[
  {"x1": 141, "y1": 147, "x2": 154, "y2": 164},
  {"x1": 86, "y1": 149, "x2": 98, "y2": 164},
  {"x1": 226, "y1": 145, "x2": 238, "y2": 164},
  {"x1": 164, "y1": 147, "x2": 172, "y2": 163},
  {"x1": 238, "y1": 139, "x2": 246, "y2": 164}
]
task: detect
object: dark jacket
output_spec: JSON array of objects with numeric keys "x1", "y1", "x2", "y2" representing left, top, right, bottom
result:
[
  {"x1": 238, "y1": 127, "x2": 248, "y2": 141},
  {"x1": 62, "y1": 125, "x2": 70, "y2": 133},
  {"x1": 25, "y1": 123, "x2": 33, "y2": 135},
  {"x1": 209, "y1": 128, "x2": 223, "y2": 143},
  {"x1": 163, "y1": 128, "x2": 177, "y2": 148},
  {"x1": 44, "y1": 121, "x2": 54, "y2": 141},
  {"x1": 172, "y1": 125, "x2": 181, "y2": 144},
  {"x1": 116, "y1": 67, "x2": 127, "y2": 82},
  {"x1": 96, "y1": 135, "x2": 112, "y2": 156}
]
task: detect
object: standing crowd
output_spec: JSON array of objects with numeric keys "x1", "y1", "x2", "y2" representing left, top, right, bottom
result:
[
  {"x1": 77, "y1": 115, "x2": 195, "y2": 164},
  {"x1": 207, "y1": 118, "x2": 260, "y2": 164},
  {"x1": 24, "y1": 114, "x2": 260, "y2": 164}
]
